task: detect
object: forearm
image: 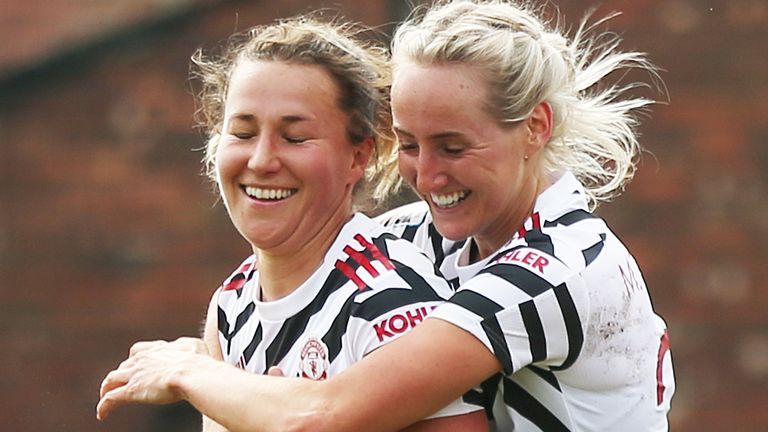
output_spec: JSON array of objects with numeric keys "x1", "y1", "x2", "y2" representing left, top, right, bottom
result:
[
  {"x1": 217, "y1": 319, "x2": 497, "y2": 432},
  {"x1": 329, "y1": 320, "x2": 496, "y2": 431},
  {"x1": 174, "y1": 335, "x2": 487, "y2": 432},
  {"x1": 173, "y1": 354, "x2": 334, "y2": 432},
  {"x1": 99, "y1": 320, "x2": 498, "y2": 431}
]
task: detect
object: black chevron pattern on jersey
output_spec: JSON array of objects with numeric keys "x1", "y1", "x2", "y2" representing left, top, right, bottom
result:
[
  {"x1": 482, "y1": 314, "x2": 515, "y2": 374},
  {"x1": 323, "y1": 256, "x2": 446, "y2": 363},
  {"x1": 446, "y1": 239, "x2": 466, "y2": 258},
  {"x1": 264, "y1": 267, "x2": 351, "y2": 369},
  {"x1": 320, "y1": 231, "x2": 398, "y2": 363},
  {"x1": 350, "y1": 263, "x2": 444, "y2": 320},
  {"x1": 401, "y1": 221, "x2": 420, "y2": 242},
  {"x1": 472, "y1": 265, "x2": 584, "y2": 373},
  {"x1": 447, "y1": 276, "x2": 460, "y2": 290},
  {"x1": 218, "y1": 301, "x2": 255, "y2": 356},
  {"x1": 582, "y1": 233, "x2": 606, "y2": 266},
  {"x1": 543, "y1": 209, "x2": 596, "y2": 227},
  {"x1": 521, "y1": 227, "x2": 555, "y2": 256},
  {"x1": 462, "y1": 374, "x2": 501, "y2": 420},
  {"x1": 320, "y1": 295, "x2": 357, "y2": 364},
  {"x1": 263, "y1": 233, "x2": 420, "y2": 369},
  {"x1": 449, "y1": 288, "x2": 504, "y2": 316},
  {"x1": 319, "y1": 234, "x2": 398, "y2": 363},
  {"x1": 543, "y1": 209, "x2": 609, "y2": 267},
  {"x1": 543, "y1": 209, "x2": 606, "y2": 266},
  {"x1": 450, "y1": 289, "x2": 515, "y2": 372},
  {"x1": 386, "y1": 208, "x2": 427, "y2": 242},
  {"x1": 550, "y1": 283, "x2": 583, "y2": 371},
  {"x1": 370, "y1": 231, "x2": 394, "y2": 257},
  {"x1": 428, "y1": 222, "x2": 446, "y2": 267},
  {"x1": 396, "y1": 223, "x2": 463, "y2": 289},
  {"x1": 241, "y1": 323, "x2": 263, "y2": 365},
  {"x1": 502, "y1": 376, "x2": 570, "y2": 432},
  {"x1": 482, "y1": 262, "x2": 555, "y2": 297},
  {"x1": 527, "y1": 364, "x2": 561, "y2": 390},
  {"x1": 520, "y1": 300, "x2": 547, "y2": 363}
]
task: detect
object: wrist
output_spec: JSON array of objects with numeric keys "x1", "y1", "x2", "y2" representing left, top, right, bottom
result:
[{"x1": 168, "y1": 352, "x2": 219, "y2": 401}]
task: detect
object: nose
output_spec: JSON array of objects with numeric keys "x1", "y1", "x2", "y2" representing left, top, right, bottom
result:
[
  {"x1": 247, "y1": 134, "x2": 282, "y2": 174},
  {"x1": 414, "y1": 148, "x2": 449, "y2": 193}
]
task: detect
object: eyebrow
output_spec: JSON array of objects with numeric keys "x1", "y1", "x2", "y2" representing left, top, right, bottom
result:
[
  {"x1": 280, "y1": 115, "x2": 312, "y2": 124},
  {"x1": 228, "y1": 113, "x2": 313, "y2": 124},
  {"x1": 230, "y1": 113, "x2": 255, "y2": 122},
  {"x1": 393, "y1": 126, "x2": 465, "y2": 141}
]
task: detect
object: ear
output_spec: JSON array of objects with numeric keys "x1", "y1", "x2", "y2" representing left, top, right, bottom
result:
[
  {"x1": 348, "y1": 137, "x2": 374, "y2": 183},
  {"x1": 525, "y1": 101, "x2": 553, "y2": 156}
]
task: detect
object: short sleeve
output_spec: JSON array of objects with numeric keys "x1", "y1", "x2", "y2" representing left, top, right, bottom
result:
[{"x1": 429, "y1": 247, "x2": 590, "y2": 375}]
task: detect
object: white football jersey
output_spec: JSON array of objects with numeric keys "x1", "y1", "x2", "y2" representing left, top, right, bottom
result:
[
  {"x1": 378, "y1": 172, "x2": 675, "y2": 431},
  {"x1": 216, "y1": 213, "x2": 479, "y2": 418}
]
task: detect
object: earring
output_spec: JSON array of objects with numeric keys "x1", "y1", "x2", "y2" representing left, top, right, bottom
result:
[{"x1": 524, "y1": 155, "x2": 529, "y2": 161}]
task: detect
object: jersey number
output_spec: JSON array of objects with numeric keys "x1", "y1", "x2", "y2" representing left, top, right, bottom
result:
[{"x1": 656, "y1": 330, "x2": 671, "y2": 406}]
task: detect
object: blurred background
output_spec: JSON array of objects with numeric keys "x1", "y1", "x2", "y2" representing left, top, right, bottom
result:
[{"x1": 1, "y1": 0, "x2": 766, "y2": 430}]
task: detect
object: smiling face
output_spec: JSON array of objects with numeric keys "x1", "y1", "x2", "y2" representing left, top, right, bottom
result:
[
  {"x1": 392, "y1": 62, "x2": 545, "y2": 257},
  {"x1": 215, "y1": 59, "x2": 370, "y2": 255}
]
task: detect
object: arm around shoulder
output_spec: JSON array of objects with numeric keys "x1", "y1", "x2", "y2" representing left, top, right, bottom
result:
[{"x1": 191, "y1": 317, "x2": 497, "y2": 432}]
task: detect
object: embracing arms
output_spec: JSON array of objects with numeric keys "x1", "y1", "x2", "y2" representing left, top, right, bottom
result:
[{"x1": 98, "y1": 291, "x2": 499, "y2": 432}]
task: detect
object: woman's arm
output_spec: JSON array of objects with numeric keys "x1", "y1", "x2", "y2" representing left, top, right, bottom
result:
[
  {"x1": 201, "y1": 290, "x2": 230, "y2": 432},
  {"x1": 311, "y1": 318, "x2": 500, "y2": 432},
  {"x1": 98, "y1": 317, "x2": 500, "y2": 432}
]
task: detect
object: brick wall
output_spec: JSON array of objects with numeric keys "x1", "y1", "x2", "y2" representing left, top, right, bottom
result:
[
  {"x1": 0, "y1": 0, "x2": 207, "y2": 75},
  {"x1": 1, "y1": 0, "x2": 766, "y2": 430}
]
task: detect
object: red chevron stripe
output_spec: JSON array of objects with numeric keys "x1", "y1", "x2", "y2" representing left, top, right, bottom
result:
[
  {"x1": 353, "y1": 234, "x2": 395, "y2": 270},
  {"x1": 334, "y1": 259, "x2": 366, "y2": 290},
  {"x1": 343, "y1": 245, "x2": 379, "y2": 277}
]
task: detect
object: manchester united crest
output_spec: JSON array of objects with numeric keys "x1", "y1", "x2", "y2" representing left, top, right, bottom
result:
[{"x1": 299, "y1": 336, "x2": 330, "y2": 380}]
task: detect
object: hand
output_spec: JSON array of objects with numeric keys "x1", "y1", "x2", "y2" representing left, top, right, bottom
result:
[{"x1": 96, "y1": 337, "x2": 209, "y2": 420}]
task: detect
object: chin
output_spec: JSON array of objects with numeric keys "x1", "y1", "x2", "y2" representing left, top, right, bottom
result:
[{"x1": 432, "y1": 220, "x2": 472, "y2": 242}]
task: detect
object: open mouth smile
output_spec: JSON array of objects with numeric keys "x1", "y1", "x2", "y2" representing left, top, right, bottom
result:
[
  {"x1": 430, "y1": 190, "x2": 469, "y2": 209},
  {"x1": 243, "y1": 186, "x2": 297, "y2": 200}
]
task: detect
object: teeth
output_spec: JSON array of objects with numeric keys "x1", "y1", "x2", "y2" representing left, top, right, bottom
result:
[
  {"x1": 431, "y1": 191, "x2": 468, "y2": 208},
  {"x1": 244, "y1": 186, "x2": 296, "y2": 200}
]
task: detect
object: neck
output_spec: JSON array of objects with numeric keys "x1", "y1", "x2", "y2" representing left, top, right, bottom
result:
[
  {"x1": 257, "y1": 209, "x2": 353, "y2": 302},
  {"x1": 473, "y1": 173, "x2": 551, "y2": 261}
]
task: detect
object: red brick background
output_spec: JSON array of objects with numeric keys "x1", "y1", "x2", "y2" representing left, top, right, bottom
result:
[{"x1": 1, "y1": 0, "x2": 766, "y2": 430}]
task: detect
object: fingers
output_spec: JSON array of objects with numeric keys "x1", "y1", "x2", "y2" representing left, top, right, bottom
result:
[
  {"x1": 99, "y1": 368, "x2": 129, "y2": 399},
  {"x1": 97, "y1": 379, "x2": 154, "y2": 421},
  {"x1": 267, "y1": 366, "x2": 285, "y2": 377},
  {"x1": 97, "y1": 345, "x2": 193, "y2": 420},
  {"x1": 98, "y1": 347, "x2": 141, "y2": 419},
  {"x1": 98, "y1": 337, "x2": 203, "y2": 421},
  {"x1": 96, "y1": 385, "x2": 125, "y2": 421}
]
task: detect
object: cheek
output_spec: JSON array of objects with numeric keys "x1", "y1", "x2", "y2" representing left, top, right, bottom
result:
[
  {"x1": 215, "y1": 145, "x2": 238, "y2": 179},
  {"x1": 214, "y1": 146, "x2": 243, "y2": 199},
  {"x1": 397, "y1": 154, "x2": 418, "y2": 186},
  {"x1": 298, "y1": 153, "x2": 351, "y2": 197}
]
